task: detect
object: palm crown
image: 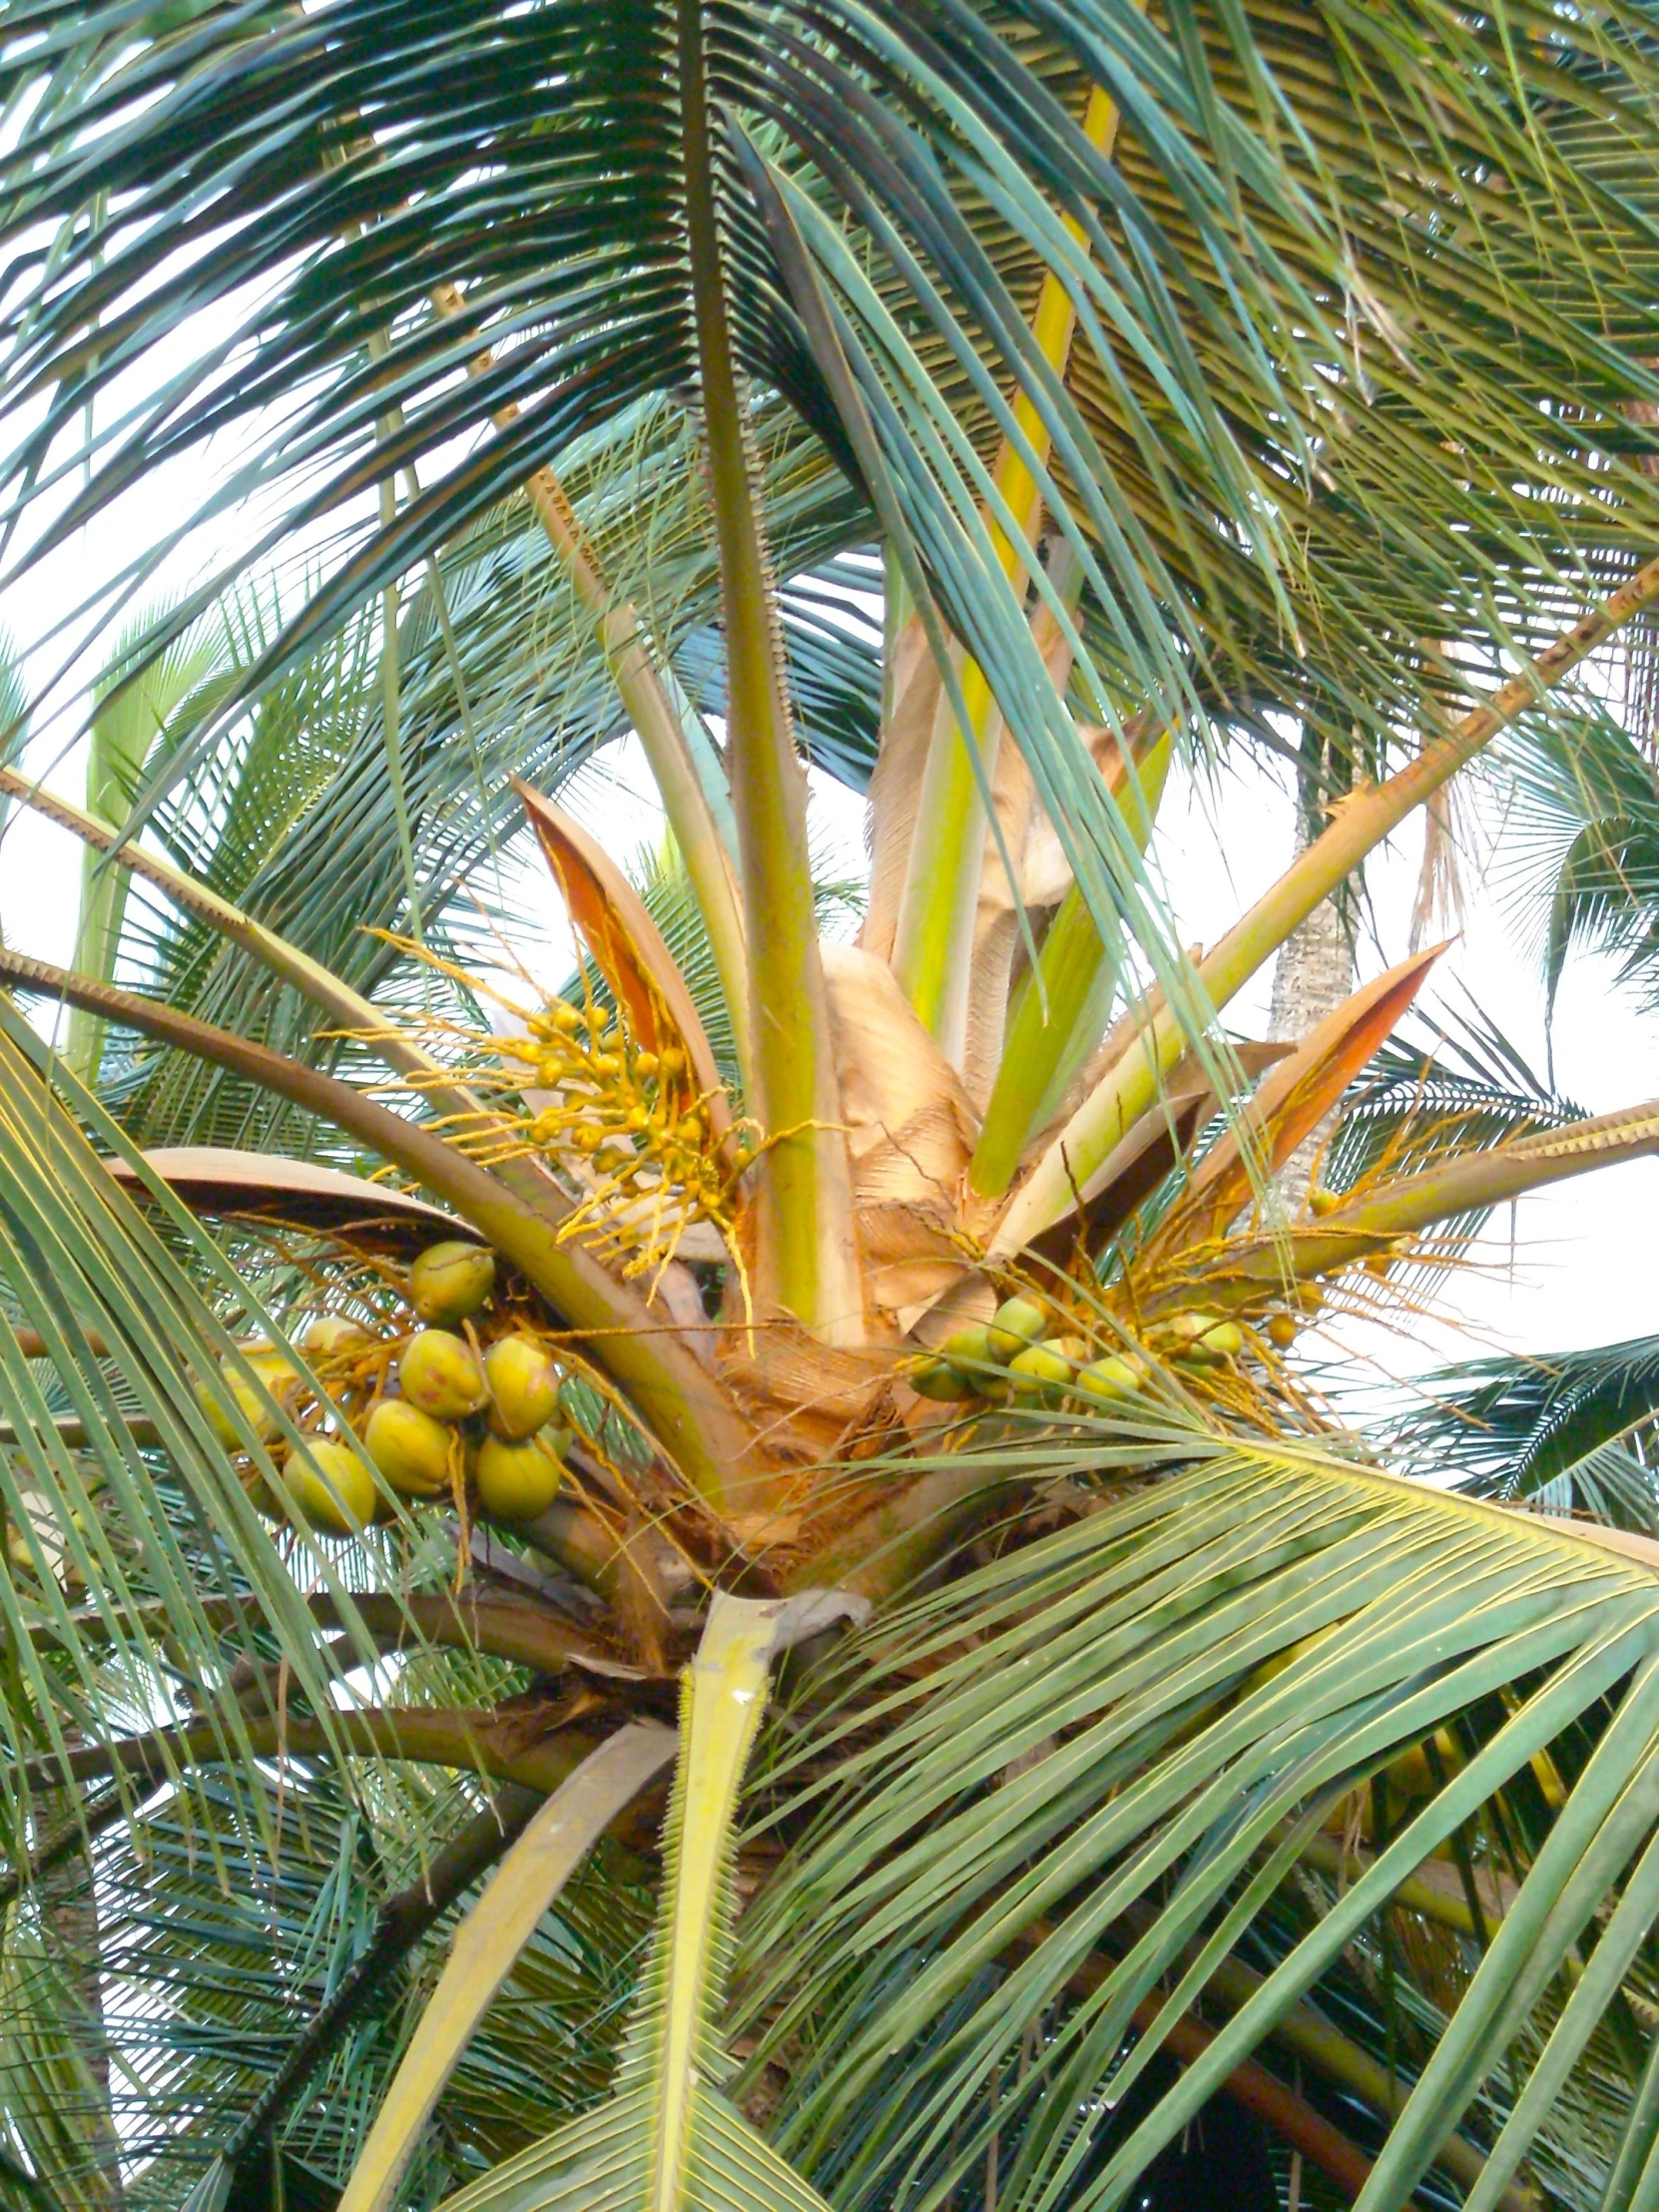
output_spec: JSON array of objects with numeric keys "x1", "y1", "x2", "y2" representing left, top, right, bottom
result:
[{"x1": 7, "y1": 3, "x2": 1659, "y2": 2208}]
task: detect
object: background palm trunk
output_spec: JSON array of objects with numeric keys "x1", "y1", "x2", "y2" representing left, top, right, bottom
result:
[
  {"x1": 37, "y1": 1762, "x2": 124, "y2": 2212},
  {"x1": 1267, "y1": 736, "x2": 1358, "y2": 1207}
]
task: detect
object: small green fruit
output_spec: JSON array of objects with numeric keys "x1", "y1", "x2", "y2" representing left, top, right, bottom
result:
[
  {"x1": 484, "y1": 1334, "x2": 562, "y2": 1440},
  {"x1": 987, "y1": 1297, "x2": 1048, "y2": 1362},
  {"x1": 408, "y1": 1241, "x2": 496, "y2": 1326},
  {"x1": 1075, "y1": 1354, "x2": 1143, "y2": 1404},
  {"x1": 399, "y1": 1330, "x2": 488, "y2": 1420},
  {"x1": 1165, "y1": 1312, "x2": 1242, "y2": 1364},
  {"x1": 909, "y1": 1357, "x2": 978, "y2": 1401},
  {"x1": 364, "y1": 1398, "x2": 453, "y2": 1497},
  {"x1": 287, "y1": 1438, "x2": 376, "y2": 1535},
  {"x1": 1007, "y1": 1337, "x2": 1077, "y2": 1398},
  {"x1": 474, "y1": 1432, "x2": 564, "y2": 1521},
  {"x1": 937, "y1": 1324, "x2": 995, "y2": 1387}
]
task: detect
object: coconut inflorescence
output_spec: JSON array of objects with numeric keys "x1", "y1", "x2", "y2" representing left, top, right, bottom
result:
[{"x1": 198, "y1": 1238, "x2": 573, "y2": 1546}]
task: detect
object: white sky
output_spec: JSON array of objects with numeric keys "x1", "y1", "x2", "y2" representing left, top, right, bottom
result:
[{"x1": 4, "y1": 414, "x2": 1657, "y2": 1391}]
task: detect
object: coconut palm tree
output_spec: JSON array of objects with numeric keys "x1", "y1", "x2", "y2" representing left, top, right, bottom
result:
[{"x1": 11, "y1": 3, "x2": 1659, "y2": 2207}]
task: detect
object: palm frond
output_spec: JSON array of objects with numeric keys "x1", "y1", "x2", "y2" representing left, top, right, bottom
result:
[
  {"x1": 431, "y1": 1594, "x2": 855, "y2": 2212},
  {"x1": 38, "y1": 1753, "x2": 656, "y2": 2207},
  {"x1": 0, "y1": 624, "x2": 29, "y2": 855},
  {"x1": 1327, "y1": 998, "x2": 1584, "y2": 1197},
  {"x1": 14, "y1": 0, "x2": 1659, "y2": 1089},
  {"x1": 1388, "y1": 1338, "x2": 1659, "y2": 1534},
  {"x1": 739, "y1": 1426, "x2": 1659, "y2": 2212},
  {"x1": 0, "y1": 986, "x2": 660, "y2": 2197},
  {"x1": 1490, "y1": 708, "x2": 1659, "y2": 1017}
]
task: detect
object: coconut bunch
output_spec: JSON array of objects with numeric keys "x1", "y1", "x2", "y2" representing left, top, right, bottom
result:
[
  {"x1": 198, "y1": 1239, "x2": 574, "y2": 1540},
  {"x1": 909, "y1": 1291, "x2": 1246, "y2": 1409}
]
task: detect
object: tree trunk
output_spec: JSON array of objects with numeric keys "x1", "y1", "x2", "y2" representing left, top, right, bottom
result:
[
  {"x1": 37, "y1": 1770, "x2": 125, "y2": 2211},
  {"x1": 1267, "y1": 740, "x2": 1358, "y2": 1208}
]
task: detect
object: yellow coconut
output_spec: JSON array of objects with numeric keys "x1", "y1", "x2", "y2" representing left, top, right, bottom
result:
[
  {"x1": 483, "y1": 1335, "x2": 562, "y2": 1440},
  {"x1": 364, "y1": 1398, "x2": 454, "y2": 1497},
  {"x1": 474, "y1": 1431, "x2": 564, "y2": 1522},
  {"x1": 408, "y1": 1241, "x2": 496, "y2": 1326},
  {"x1": 1382, "y1": 1727, "x2": 1464, "y2": 1801},
  {"x1": 399, "y1": 1329, "x2": 488, "y2": 1420},
  {"x1": 304, "y1": 1314, "x2": 372, "y2": 1359},
  {"x1": 286, "y1": 1438, "x2": 376, "y2": 1535},
  {"x1": 195, "y1": 1370, "x2": 280, "y2": 1450}
]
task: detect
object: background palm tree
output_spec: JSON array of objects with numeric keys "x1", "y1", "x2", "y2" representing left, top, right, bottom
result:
[{"x1": 8, "y1": 4, "x2": 1659, "y2": 2209}]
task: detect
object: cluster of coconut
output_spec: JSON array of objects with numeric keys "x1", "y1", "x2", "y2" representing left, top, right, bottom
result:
[
  {"x1": 200, "y1": 1241, "x2": 572, "y2": 1537},
  {"x1": 909, "y1": 1295, "x2": 1245, "y2": 1408}
]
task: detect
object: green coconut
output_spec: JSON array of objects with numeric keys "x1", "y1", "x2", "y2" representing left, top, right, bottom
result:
[
  {"x1": 1164, "y1": 1312, "x2": 1243, "y2": 1364},
  {"x1": 986, "y1": 1297, "x2": 1048, "y2": 1362},
  {"x1": 936, "y1": 1324, "x2": 996, "y2": 1388},
  {"x1": 1007, "y1": 1337, "x2": 1078, "y2": 1399},
  {"x1": 1074, "y1": 1354, "x2": 1143, "y2": 1404},
  {"x1": 909, "y1": 1357, "x2": 978, "y2": 1402}
]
